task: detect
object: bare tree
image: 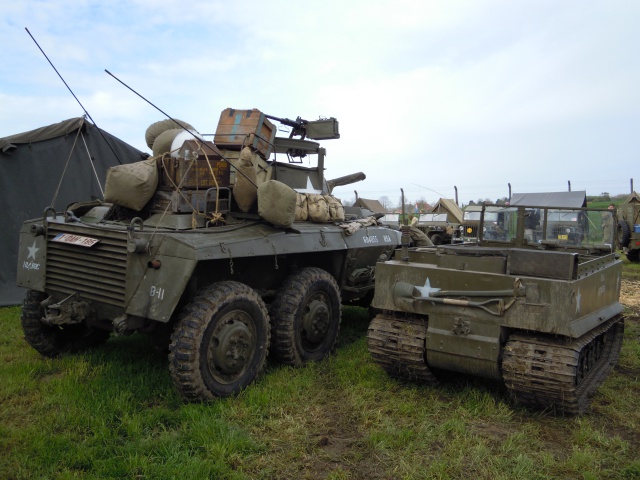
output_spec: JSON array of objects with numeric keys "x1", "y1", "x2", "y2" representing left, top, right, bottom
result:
[{"x1": 379, "y1": 196, "x2": 393, "y2": 211}]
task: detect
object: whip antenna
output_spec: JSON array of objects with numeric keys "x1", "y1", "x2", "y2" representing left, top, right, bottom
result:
[
  {"x1": 105, "y1": 69, "x2": 259, "y2": 188},
  {"x1": 25, "y1": 27, "x2": 123, "y2": 164}
]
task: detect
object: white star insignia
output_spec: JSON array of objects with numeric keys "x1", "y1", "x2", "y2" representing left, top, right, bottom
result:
[
  {"x1": 415, "y1": 278, "x2": 441, "y2": 298},
  {"x1": 27, "y1": 241, "x2": 39, "y2": 260},
  {"x1": 295, "y1": 177, "x2": 323, "y2": 194}
]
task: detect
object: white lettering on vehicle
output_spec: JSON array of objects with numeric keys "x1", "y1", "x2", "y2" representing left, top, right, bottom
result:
[
  {"x1": 363, "y1": 235, "x2": 379, "y2": 244},
  {"x1": 150, "y1": 286, "x2": 165, "y2": 301},
  {"x1": 383, "y1": 235, "x2": 392, "y2": 243},
  {"x1": 23, "y1": 261, "x2": 41, "y2": 271}
]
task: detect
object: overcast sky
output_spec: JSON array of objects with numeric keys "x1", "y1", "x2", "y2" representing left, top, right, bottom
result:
[{"x1": 2, "y1": 0, "x2": 638, "y2": 207}]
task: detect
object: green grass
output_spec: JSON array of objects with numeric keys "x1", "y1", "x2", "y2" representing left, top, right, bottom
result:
[{"x1": 1, "y1": 280, "x2": 639, "y2": 479}]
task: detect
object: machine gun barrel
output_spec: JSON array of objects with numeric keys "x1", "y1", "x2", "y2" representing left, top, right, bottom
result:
[{"x1": 264, "y1": 114, "x2": 306, "y2": 130}]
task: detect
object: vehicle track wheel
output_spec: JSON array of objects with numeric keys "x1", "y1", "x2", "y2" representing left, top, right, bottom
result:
[
  {"x1": 168, "y1": 281, "x2": 270, "y2": 401},
  {"x1": 21, "y1": 289, "x2": 110, "y2": 358},
  {"x1": 617, "y1": 220, "x2": 631, "y2": 247},
  {"x1": 270, "y1": 267, "x2": 341, "y2": 366}
]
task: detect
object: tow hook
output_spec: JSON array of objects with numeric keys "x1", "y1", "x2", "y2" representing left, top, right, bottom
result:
[{"x1": 42, "y1": 293, "x2": 93, "y2": 326}]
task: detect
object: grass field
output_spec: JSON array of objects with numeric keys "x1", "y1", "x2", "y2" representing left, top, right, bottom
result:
[{"x1": 1, "y1": 263, "x2": 639, "y2": 479}]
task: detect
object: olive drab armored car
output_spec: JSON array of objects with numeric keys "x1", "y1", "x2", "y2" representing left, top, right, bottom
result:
[
  {"x1": 16, "y1": 109, "x2": 400, "y2": 401},
  {"x1": 368, "y1": 203, "x2": 624, "y2": 414}
]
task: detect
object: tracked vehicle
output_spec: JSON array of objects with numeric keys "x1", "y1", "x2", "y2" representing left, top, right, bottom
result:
[
  {"x1": 17, "y1": 109, "x2": 399, "y2": 401},
  {"x1": 368, "y1": 203, "x2": 624, "y2": 414}
]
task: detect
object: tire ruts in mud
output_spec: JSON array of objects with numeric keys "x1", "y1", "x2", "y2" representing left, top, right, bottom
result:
[
  {"x1": 367, "y1": 314, "x2": 438, "y2": 384},
  {"x1": 502, "y1": 316, "x2": 625, "y2": 415}
]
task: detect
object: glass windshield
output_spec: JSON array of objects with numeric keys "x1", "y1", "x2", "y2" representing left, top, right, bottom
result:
[
  {"x1": 419, "y1": 213, "x2": 448, "y2": 222},
  {"x1": 463, "y1": 211, "x2": 497, "y2": 221},
  {"x1": 479, "y1": 206, "x2": 616, "y2": 246}
]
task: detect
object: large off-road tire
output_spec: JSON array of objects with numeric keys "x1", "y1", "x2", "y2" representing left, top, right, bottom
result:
[
  {"x1": 270, "y1": 267, "x2": 341, "y2": 366},
  {"x1": 168, "y1": 282, "x2": 270, "y2": 401},
  {"x1": 617, "y1": 220, "x2": 631, "y2": 247},
  {"x1": 430, "y1": 233, "x2": 443, "y2": 245},
  {"x1": 21, "y1": 290, "x2": 110, "y2": 358}
]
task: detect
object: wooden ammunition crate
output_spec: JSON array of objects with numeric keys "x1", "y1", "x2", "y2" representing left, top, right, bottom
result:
[
  {"x1": 160, "y1": 141, "x2": 230, "y2": 189},
  {"x1": 214, "y1": 108, "x2": 276, "y2": 159},
  {"x1": 149, "y1": 187, "x2": 230, "y2": 214}
]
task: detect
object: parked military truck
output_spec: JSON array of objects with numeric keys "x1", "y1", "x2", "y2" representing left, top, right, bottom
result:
[
  {"x1": 17, "y1": 109, "x2": 400, "y2": 401},
  {"x1": 415, "y1": 198, "x2": 463, "y2": 245},
  {"x1": 617, "y1": 191, "x2": 640, "y2": 262},
  {"x1": 368, "y1": 203, "x2": 624, "y2": 414},
  {"x1": 458, "y1": 205, "x2": 507, "y2": 241}
]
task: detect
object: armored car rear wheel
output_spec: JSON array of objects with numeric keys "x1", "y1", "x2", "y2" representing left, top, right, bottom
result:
[
  {"x1": 21, "y1": 290, "x2": 110, "y2": 358},
  {"x1": 503, "y1": 317, "x2": 624, "y2": 415},
  {"x1": 168, "y1": 281, "x2": 270, "y2": 401},
  {"x1": 270, "y1": 267, "x2": 341, "y2": 366}
]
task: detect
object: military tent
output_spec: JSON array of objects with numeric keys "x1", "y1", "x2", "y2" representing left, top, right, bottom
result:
[
  {"x1": 354, "y1": 198, "x2": 387, "y2": 214},
  {"x1": 0, "y1": 117, "x2": 148, "y2": 306},
  {"x1": 430, "y1": 198, "x2": 463, "y2": 224}
]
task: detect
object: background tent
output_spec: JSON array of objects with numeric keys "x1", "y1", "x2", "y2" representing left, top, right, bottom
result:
[
  {"x1": 0, "y1": 117, "x2": 148, "y2": 306},
  {"x1": 430, "y1": 198, "x2": 463, "y2": 224}
]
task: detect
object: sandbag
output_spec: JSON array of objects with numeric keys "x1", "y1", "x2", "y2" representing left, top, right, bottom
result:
[
  {"x1": 152, "y1": 128, "x2": 182, "y2": 157},
  {"x1": 295, "y1": 193, "x2": 308, "y2": 221},
  {"x1": 233, "y1": 147, "x2": 258, "y2": 212},
  {"x1": 325, "y1": 195, "x2": 345, "y2": 221},
  {"x1": 307, "y1": 194, "x2": 330, "y2": 222},
  {"x1": 145, "y1": 119, "x2": 195, "y2": 149},
  {"x1": 408, "y1": 226, "x2": 433, "y2": 247},
  {"x1": 257, "y1": 180, "x2": 297, "y2": 228},
  {"x1": 104, "y1": 158, "x2": 159, "y2": 211}
]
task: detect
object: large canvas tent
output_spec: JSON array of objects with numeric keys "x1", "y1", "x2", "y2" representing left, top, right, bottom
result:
[{"x1": 0, "y1": 117, "x2": 148, "y2": 306}]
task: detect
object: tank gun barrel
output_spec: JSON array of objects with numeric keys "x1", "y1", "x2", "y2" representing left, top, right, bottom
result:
[{"x1": 327, "y1": 172, "x2": 366, "y2": 193}]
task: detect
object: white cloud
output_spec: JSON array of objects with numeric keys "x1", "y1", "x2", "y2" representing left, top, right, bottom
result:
[{"x1": 2, "y1": 0, "x2": 639, "y2": 205}]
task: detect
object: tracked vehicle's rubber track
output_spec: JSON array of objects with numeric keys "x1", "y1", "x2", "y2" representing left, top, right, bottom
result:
[
  {"x1": 503, "y1": 317, "x2": 625, "y2": 415},
  {"x1": 367, "y1": 314, "x2": 438, "y2": 384}
]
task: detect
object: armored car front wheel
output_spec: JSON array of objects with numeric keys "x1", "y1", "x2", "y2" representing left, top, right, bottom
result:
[
  {"x1": 270, "y1": 267, "x2": 341, "y2": 366},
  {"x1": 21, "y1": 289, "x2": 110, "y2": 358},
  {"x1": 168, "y1": 281, "x2": 270, "y2": 401}
]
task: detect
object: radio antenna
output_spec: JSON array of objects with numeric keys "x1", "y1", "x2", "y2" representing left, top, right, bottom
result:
[
  {"x1": 25, "y1": 27, "x2": 123, "y2": 164},
  {"x1": 105, "y1": 69, "x2": 259, "y2": 188},
  {"x1": 105, "y1": 69, "x2": 194, "y2": 134}
]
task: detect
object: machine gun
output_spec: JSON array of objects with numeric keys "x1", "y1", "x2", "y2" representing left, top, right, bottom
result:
[{"x1": 265, "y1": 114, "x2": 340, "y2": 141}]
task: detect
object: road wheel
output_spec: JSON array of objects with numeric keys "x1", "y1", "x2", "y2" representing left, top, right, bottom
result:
[
  {"x1": 169, "y1": 282, "x2": 270, "y2": 400},
  {"x1": 617, "y1": 221, "x2": 631, "y2": 247},
  {"x1": 21, "y1": 290, "x2": 110, "y2": 358},
  {"x1": 270, "y1": 267, "x2": 341, "y2": 366},
  {"x1": 430, "y1": 233, "x2": 443, "y2": 245},
  {"x1": 626, "y1": 250, "x2": 639, "y2": 263}
]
